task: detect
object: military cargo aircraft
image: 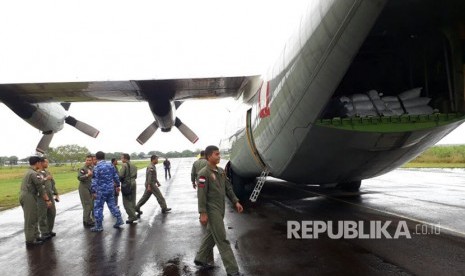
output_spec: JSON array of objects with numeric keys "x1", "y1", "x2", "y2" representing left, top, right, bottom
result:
[{"x1": 1, "y1": 0, "x2": 464, "y2": 193}]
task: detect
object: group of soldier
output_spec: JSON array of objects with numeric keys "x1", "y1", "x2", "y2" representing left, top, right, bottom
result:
[
  {"x1": 20, "y1": 145, "x2": 244, "y2": 276},
  {"x1": 78, "y1": 152, "x2": 172, "y2": 232}
]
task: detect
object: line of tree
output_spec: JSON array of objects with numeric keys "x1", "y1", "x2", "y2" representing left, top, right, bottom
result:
[
  {"x1": 9, "y1": 145, "x2": 229, "y2": 169},
  {"x1": 102, "y1": 150, "x2": 203, "y2": 160},
  {"x1": 11, "y1": 145, "x2": 205, "y2": 169},
  {"x1": 44, "y1": 145, "x2": 90, "y2": 169},
  {"x1": 0, "y1": 156, "x2": 19, "y2": 166}
]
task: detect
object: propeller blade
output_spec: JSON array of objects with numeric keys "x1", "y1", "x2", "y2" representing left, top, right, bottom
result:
[
  {"x1": 60, "y1": 103, "x2": 71, "y2": 111},
  {"x1": 36, "y1": 133, "x2": 54, "y2": 153},
  {"x1": 65, "y1": 116, "x2": 100, "y2": 138},
  {"x1": 136, "y1": 121, "x2": 159, "y2": 145},
  {"x1": 175, "y1": 117, "x2": 199, "y2": 143},
  {"x1": 174, "y1": 101, "x2": 182, "y2": 110}
]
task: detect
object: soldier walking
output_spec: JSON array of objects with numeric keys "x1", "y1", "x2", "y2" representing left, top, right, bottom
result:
[
  {"x1": 90, "y1": 151, "x2": 124, "y2": 232},
  {"x1": 78, "y1": 155, "x2": 95, "y2": 227},
  {"x1": 19, "y1": 156, "x2": 52, "y2": 246},
  {"x1": 194, "y1": 146, "x2": 244, "y2": 276},
  {"x1": 135, "y1": 155, "x2": 171, "y2": 217},
  {"x1": 191, "y1": 150, "x2": 207, "y2": 189},
  {"x1": 119, "y1": 153, "x2": 138, "y2": 224},
  {"x1": 163, "y1": 158, "x2": 171, "y2": 179}
]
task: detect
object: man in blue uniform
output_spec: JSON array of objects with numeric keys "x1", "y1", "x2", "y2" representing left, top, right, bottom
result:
[{"x1": 90, "y1": 151, "x2": 124, "y2": 232}]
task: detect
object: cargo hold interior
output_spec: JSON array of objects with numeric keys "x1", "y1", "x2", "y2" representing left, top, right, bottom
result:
[{"x1": 320, "y1": 0, "x2": 465, "y2": 121}]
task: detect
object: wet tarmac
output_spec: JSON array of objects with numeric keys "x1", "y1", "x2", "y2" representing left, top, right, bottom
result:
[{"x1": 1, "y1": 159, "x2": 465, "y2": 275}]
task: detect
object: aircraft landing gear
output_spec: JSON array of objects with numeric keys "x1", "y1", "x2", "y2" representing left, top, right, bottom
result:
[
  {"x1": 337, "y1": 180, "x2": 361, "y2": 192},
  {"x1": 231, "y1": 171, "x2": 246, "y2": 198},
  {"x1": 225, "y1": 162, "x2": 250, "y2": 199}
]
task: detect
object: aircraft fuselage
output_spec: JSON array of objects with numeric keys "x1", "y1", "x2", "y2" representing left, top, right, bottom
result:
[{"x1": 225, "y1": 0, "x2": 465, "y2": 187}]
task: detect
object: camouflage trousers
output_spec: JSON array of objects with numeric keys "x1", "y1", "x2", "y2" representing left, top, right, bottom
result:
[{"x1": 93, "y1": 190, "x2": 122, "y2": 226}]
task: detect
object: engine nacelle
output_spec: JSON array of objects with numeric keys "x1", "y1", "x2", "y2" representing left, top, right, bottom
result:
[
  {"x1": 5, "y1": 101, "x2": 66, "y2": 134},
  {"x1": 148, "y1": 100, "x2": 175, "y2": 131}
]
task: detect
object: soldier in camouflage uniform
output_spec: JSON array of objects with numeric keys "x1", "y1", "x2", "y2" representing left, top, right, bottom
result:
[
  {"x1": 78, "y1": 155, "x2": 95, "y2": 227},
  {"x1": 38, "y1": 157, "x2": 58, "y2": 239},
  {"x1": 119, "y1": 153, "x2": 138, "y2": 223},
  {"x1": 19, "y1": 156, "x2": 52, "y2": 246},
  {"x1": 194, "y1": 146, "x2": 244, "y2": 276},
  {"x1": 90, "y1": 151, "x2": 124, "y2": 232},
  {"x1": 191, "y1": 150, "x2": 207, "y2": 189},
  {"x1": 135, "y1": 155, "x2": 171, "y2": 217}
]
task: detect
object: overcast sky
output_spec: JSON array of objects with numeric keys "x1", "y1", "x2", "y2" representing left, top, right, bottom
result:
[
  {"x1": 0, "y1": 0, "x2": 310, "y2": 158},
  {"x1": 0, "y1": 0, "x2": 463, "y2": 158}
]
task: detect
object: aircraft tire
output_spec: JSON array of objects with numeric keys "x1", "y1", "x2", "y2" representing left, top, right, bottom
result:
[
  {"x1": 337, "y1": 180, "x2": 361, "y2": 192},
  {"x1": 225, "y1": 162, "x2": 251, "y2": 200},
  {"x1": 231, "y1": 172, "x2": 246, "y2": 198}
]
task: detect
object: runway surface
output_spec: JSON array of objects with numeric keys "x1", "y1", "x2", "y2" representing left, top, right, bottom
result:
[{"x1": 1, "y1": 158, "x2": 465, "y2": 275}]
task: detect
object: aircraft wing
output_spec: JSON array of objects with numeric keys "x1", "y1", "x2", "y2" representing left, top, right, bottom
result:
[{"x1": 0, "y1": 76, "x2": 254, "y2": 103}]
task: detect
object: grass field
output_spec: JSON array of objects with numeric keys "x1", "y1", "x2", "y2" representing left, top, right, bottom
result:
[
  {"x1": 409, "y1": 145, "x2": 465, "y2": 164},
  {"x1": 403, "y1": 163, "x2": 465, "y2": 168},
  {"x1": 0, "y1": 165, "x2": 75, "y2": 210},
  {"x1": 0, "y1": 160, "x2": 149, "y2": 211}
]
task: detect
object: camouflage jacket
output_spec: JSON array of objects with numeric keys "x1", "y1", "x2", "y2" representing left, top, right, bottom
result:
[{"x1": 91, "y1": 160, "x2": 120, "y2": 193}]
